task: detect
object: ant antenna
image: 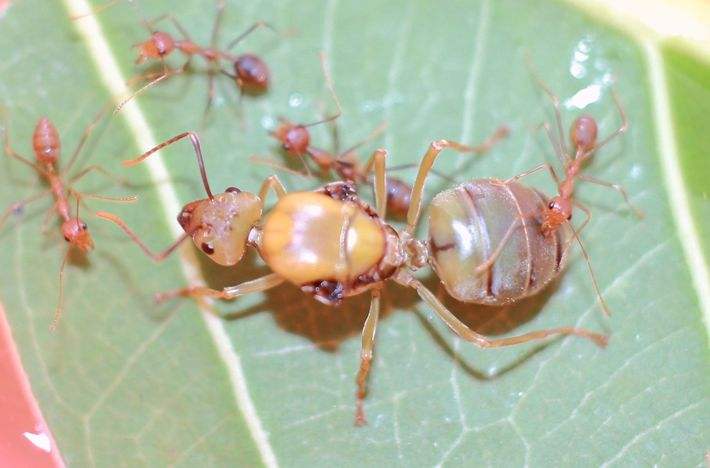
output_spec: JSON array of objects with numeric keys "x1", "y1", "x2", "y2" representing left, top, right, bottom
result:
[
  {"x1": 123, "y1": 131, "x2": 214, "y2": 199},
  {"x1": 50, "y1": 196, "x2": 81, "y2": 331},
  {"x1": 114, "y1": 71, "x2": 175, "y2": 114},
  {"x1": 337, "y1": 121, "x2": 388, "y2": 160}
]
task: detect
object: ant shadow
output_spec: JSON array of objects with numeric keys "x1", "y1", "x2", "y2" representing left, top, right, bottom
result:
[{"x1": 191, "y1": 243, "x2": 563, "y2": 381}]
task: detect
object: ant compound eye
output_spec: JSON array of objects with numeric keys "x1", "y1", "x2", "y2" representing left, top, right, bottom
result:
[
  {"x1": 201, "y1": 242, "x2": 215, "y2": 255},
  {"x1": 63, "y1": 235, "x2": 70, "y2": 242},
  {"x1": 81, "y1": 223, "x2": 88, "y2": 230},
  {"x1": 567, "y1": 213, "x2": 573, "y2": 221},
  {"x1": 548, "y1": 201, "x2": 555, "y2": 209},
  {"x1": 226, "y1": 186, "x2": 241, "y2": 193}
]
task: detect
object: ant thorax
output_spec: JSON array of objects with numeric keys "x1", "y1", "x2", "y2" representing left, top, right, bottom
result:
[{"x1": 256, "y1": 182, "x2": 404, "y2": 305}]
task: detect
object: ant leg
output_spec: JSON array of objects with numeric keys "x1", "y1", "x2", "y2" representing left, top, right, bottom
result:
[
  {"x1": 248, "y1": 155, "x2": 312, "y2": 178},
  {"x1": 504, "y1": 162, "x2": 560, "y2": 185},
  {"x1": 115, "y1": 68, "x2": 183, "y2": 113},
  {"x1": 201, "y1": 69, "x2": 219, "y2": 122},
  {"x1": 563, "y1": 204, "x2": 613, "y2": 318},
  {"x1": 473, "y1": 218, "x2": 526, "y2": 274},
  {"x1": 209, "y1": 0, "x2": 227, "y2": 49},
  {"x1": 0, "y1": 109, "x2": 43, "y2": 173},
  {"x1": 464, "y1": 125, "x2": 510, "y2": 154},
  {"x1": 588, "y1": 90, "x2": 628, "y2": 155},
  {"x1": 303, "y1": 53, "x2": 342, "y2": 128},
  {"x1": 225, "y1": 21, "x2": 277, "y2": 50},
  {"x1": 525, "y1": 54, "x2": 569, "y2": 158},
  {"x1": 69, "y1": 164, "x2": 130, "y2": 187},
  {"x1": 69, "y1": 0, "x2": 122, "y2": 20},
  {"x1": 541, "y1": 122, "x2": 570, "y2": 166},
  {"x1": 401, "y1": 275, "x2": 608, "y2": 348},
  {"x1": 355, "y1": 288, "x2": 381, "y2": 426},
  {"x1": 406, "y1": 140, "x2": 487, "y2": 235},
  {"x1": 154, "y1": 273, "x2": 285, "y2": 303},
  {"x1": 383, "y1": 163, "x2": 455, "y2": 183},
  {"x1": 124, "y1": 131, "x2": 214, "y2": 199},
  {"x1": 578, "y1": 174, "x2": 644, "y2": 218},
  {"x1": 50, "y1": 246, "x2": 72, "y2": 331},
  {"x1": 337, "y1": 121, "x2": 388, "y2": 160},
  {"x1": 0, "y1": 190, "x2": 52, "y2": 230},
  {"x1": 257, "y1": 175, "x2": 287, "y2": 203},
  {"x1": 63, "y1": 101, "x2": 114, "y2": 176},
  {"x1": 96, "y1": 211, "x2": 190, "y2": 262},
  {"x1": 69, "y1": 189, "x2": 137, "y2": 205},
  {"x1": 360, "y1": 149, "x2": 388, "y2": 217}
]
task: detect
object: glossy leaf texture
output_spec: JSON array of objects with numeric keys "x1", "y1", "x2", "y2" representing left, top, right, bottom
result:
[{"x1": 0, "y1": 0, "x2": 707, "y2": 466}]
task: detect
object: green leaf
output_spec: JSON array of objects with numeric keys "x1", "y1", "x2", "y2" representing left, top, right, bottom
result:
[{"x1": 0, "y1": 0, "x2": 707, "y2": 466}]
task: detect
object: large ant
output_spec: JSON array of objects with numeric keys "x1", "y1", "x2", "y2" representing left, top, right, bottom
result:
[
  {"x1": 0, "y1": 106, "x2": 135, "y2": 330},
  {"x1": 114, "y1": 1, "x2": 275, "y2": 113},
  {"x1": 97, "y1": 127, "x2": 611, "y2": 425}
]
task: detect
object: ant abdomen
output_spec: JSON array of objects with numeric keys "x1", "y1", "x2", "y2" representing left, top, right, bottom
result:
[
  {"x1": 32, "y1": 117, "x2": 61, "y2": 164},
  {"x1": 428, "y1": 179, "x2": 570, "y2": 304},
  {"x1": 570, "y1": 115, "x2": 598, "y2": 153},
  {"x1": 385, "y1": 177, "x2": 412, "y2": 218},
  {"x1": 233, "y1": 54, "x2": 270, "y2": 94},
  {"x1": 177, "y1": 190, "x2": 262, "y2": 266}
]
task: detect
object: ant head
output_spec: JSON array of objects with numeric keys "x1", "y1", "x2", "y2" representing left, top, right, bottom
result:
[
  {"x1": 62, "y1": 218, "x2": 94, "y2": 253},
  {"x1": 233, "y1": 54, "x2": 270, "y2": 94},
  {"x1": 570, "y1": 115, "x2": 598, "y2": 154},
  {"x1": 272, "y1": 123, "x2": 310, "y2": 156},
  {"x1": 135, "y1": 31, "x2": 175, "y2": 64},
  {"x1": 177, "y1": 188, "x2": 262, "y2": 266},
  {"x1": 32, "y1": 117, "x2": 61, "y2": 165},
  {"x1": 541, "y1": 196, "x2": 572, "y2": 235}
]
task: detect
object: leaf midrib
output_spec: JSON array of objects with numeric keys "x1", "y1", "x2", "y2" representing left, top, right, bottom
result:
[{"x1": 61, "y1": 0, "x2": 278, "y2": 466}]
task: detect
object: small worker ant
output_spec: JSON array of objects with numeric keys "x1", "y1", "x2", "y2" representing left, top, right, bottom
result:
[
  {"x1": 97, "y1": 127, "x2": 609, "y2": 425},
  {"x1": 0, "y1": 106, "x2": 135, "y2": 330},
  {"x1": 263, "y1": 54, "x2": 509, "y2": 217},
  {"x1": 114, "y1": 0, "x2": 275, "y2": 114}
]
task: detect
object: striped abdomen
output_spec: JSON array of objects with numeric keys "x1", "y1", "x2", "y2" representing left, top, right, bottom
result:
[{"x1": 427, "y1": 179, "x2": 571, "y2": 305}]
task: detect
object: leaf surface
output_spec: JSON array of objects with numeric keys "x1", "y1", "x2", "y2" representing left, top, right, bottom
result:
[{"x1": 0, "y1": 0, "x2": 707, "y2": 466}]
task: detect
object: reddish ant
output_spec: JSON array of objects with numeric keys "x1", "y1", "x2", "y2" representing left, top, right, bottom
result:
[
  {"x1": 456, "y1": 66, "x2": 645, "y2": 320},
  {"x1": 113, "y1": 1, "x2": 275, "y2": 114},
  {"x1": 96, "y1": 126, "x2": 608, "y2": 425},
  {"x1": 0, "y1": 105, "x2": 136, "y2": 330},
  {"x1": 261, "y1": 54, "x2": 508, "y2": 217}
]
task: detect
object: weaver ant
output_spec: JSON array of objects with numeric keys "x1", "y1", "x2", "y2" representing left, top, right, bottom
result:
[
  {"x1": 114, "y1": 0, "x2": 275, "y2": 114},
  {"x1": 261, "y1": 54, "x2": 508, "y2": 217},
  {"x1": 455, "y1": 64, "x2": 645, "y2": 317},
  {"x1": 97, "y1": 127, "x2": 610, "y2": 425},
  {"x1": 0, "y1": 106, "x2": 135, "y2": 330}
]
